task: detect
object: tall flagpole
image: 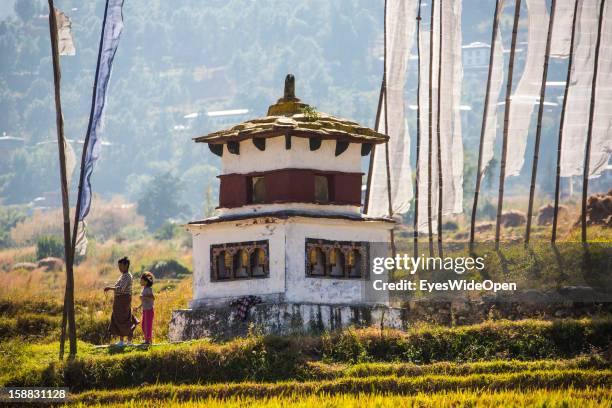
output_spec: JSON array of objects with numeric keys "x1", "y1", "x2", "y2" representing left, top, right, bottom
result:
[
  {"x1": 470, "y1": 0, "x2": 501, "y2": 249},
  {"x1": 48, "y1": 0, "x2": 76, "y2": 359},
  {"x1": 495, "y1": 0, "x2": 522, "y2": 250},
  {"x1": 581, "y1": 0, "x2": 606, "y2": 243},
  {"x1": 427, "y1": 0, "x2": 436, "y2": 255},
  {"x1": 364, "y1": 79, "x2": 385, "y2": 214},
  {"x1": 382, "y1": 0, "x2": 397, "y2": 256},
  {"x1": 525, "y1": 0, "x2": 557, "y2": 245},
  {"x1": 552, "y1": 0, "x2": 579, "y2": 242},
  {"x1": 436, "y1": 0, "x2": 443, "y2": 244},
  {"x1": 414, "y1": 0, "x2": 423, "y2": 258}
]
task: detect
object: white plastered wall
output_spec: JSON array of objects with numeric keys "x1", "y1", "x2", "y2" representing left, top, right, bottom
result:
[
  {"x1": 220, "y1": 136, "x2": 362, "y2": 175},
  {"x1": 189, "y1": 219, "x2": 287, "y2": 303},
  {"x1": 284, "y1": 217, "x2": 392, "y2": 305},
  {"x1": 188, "y1": 216, "x2": 392, "y2": 306},
  {"x1": 218, "y1": 202, "x2": 361, "y2": 217}
]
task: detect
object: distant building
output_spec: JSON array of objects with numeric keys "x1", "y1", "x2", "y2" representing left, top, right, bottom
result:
[
  {"x1": 181, "y1": 108, "x2": 251, "y2": 133},
  {"x1": 462, "y1": 42, "x2": 490, "y2": 71},
  {"x1": 206, "y1": 109, "x2": 250, "y2": 129}
]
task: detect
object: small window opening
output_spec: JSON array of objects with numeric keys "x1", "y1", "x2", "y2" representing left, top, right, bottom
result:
[{"x1": 315, "y1": 175, "x2": 332, "y2": 203}]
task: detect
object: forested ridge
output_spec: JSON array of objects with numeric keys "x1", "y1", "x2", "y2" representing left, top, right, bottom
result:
[{"x1": 2, "y1": 0, "x2": 517, "y2": 218}]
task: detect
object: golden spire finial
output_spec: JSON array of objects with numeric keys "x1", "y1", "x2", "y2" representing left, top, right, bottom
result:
[{"x1": 283, "y1": 74, "x2": 298, "y2": 101}]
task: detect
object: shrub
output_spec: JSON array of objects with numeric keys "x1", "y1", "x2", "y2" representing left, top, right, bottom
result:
[
  {"x1": 322, "y1": 328, "x2": 369, "y2": 364},
  {"x1": 478, "y1": 200, "x2": 497, "y2": 220},
  {"x1": 154, "y1": 222, "x2": 183, "y2": 241},
  {"x1": 15, "y1": 314, "x2": 58, "y2": 338},
  {"x1": 0, "y1": 298, "x2": 63, "y2": 317},
  {"x1": 36, "y1": 235, "x2": 64, "y2": 260},
  {"x1": 442, "y1": 221, "x2": 459, "y2": 231},
  {"x1": 0, "y1": 317, "x2": 16, "y2": 340},
  {"x1": 320, "y1": 319, "x2": 612, "y2": 364},
  {"x1": 147, "y1": 259, "x2": 191, "y2": 279},
  {"x1": 77, "y1": 316, "x2": 110, "y2": 345}
]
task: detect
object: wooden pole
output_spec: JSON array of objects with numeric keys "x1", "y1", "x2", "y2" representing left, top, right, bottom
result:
[
  {"x1": 470, "y1": 0, "x2": 501, "y2": 249},
  {"x1": 382, "y1": 0, "x2": 397, "y2": 256},
  {"x1": 525, "y1": 0, "x2": 557, "y2": 245},
  {"x1": 414, "y1": 0, "x2": 423, "y2": 257},
  {"x1": 47, "y1": 0, "x2": 76, "y2": 359},
  {"x1": 436, "y1": 0, "x2": 443, "y2": 243},
  {"x1": 552, "y1": 0, "x2": 579, "y2": 242},
  {"x1": 495, "y1": 0, "x2": 522, "y2": 250},
  {"x1": 581, "y1": 0, "x2": 606, "y2": 243},
  {"x1": 427, "y1": 0, "x2": 435, "y2": 255},
  {"x1": 364, "y1": 78, "x2": 385, "y2": 214}
]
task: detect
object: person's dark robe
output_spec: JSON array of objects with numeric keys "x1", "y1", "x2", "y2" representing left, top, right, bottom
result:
[{"x1": 108, "y1": 293, "x2": 139, "y2": 337}]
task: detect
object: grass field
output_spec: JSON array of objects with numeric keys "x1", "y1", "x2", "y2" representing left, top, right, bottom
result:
[
  {"x1": 0, "y1": 318, "x2": 610, "y2": 406},
  {"x1": 2, "y1": 318, "x2": 610, "y2": 389},
  {"x1": 69, "y1": 388, "x2": 612, "y2": 408},
  {"x1": 0, "y1": 205, "x2": 610, "y2": 406}
]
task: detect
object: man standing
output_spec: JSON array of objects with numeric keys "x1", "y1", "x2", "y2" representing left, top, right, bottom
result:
[{"x1": 105, "y1": 257, "x2": 138, "y2": 346}]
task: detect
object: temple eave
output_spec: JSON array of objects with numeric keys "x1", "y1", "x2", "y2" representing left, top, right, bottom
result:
[
  {"x1": 186, "y1": 210, "x2": 395, "y2": 227},
  {"x1": 193, "y1": 129, "x2": 387, "y2": 145}
]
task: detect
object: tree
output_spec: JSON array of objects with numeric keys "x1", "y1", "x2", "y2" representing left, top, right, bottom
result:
[
  {"x1": 137, "y1": 172, "x2": 188, "y2": 231},
  {"x1": 0, "y1": 206, "x2": 26, "y2": 248},
  {"x1": 36, "y1": 235, "x2": 64, "y2": 260},
  {"x1": 15, "y1": 0, "x2": 39, "y2": 24}
]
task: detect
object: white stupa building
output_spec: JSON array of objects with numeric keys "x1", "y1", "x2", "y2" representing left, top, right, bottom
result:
[{"x1": 169, "y1": 75, "x2": 401, "y2": 340}]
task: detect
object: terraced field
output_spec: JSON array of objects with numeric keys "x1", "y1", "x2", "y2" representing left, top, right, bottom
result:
[
  {"x1": 68, "y1": 367, "x2": 611, "y2": 406},
  {"x1": 0, "y1": 317, "x2": 609, "y2": 406},
  {"x1": 68, "y1": 388, "x2": 612, "y2": 408}
]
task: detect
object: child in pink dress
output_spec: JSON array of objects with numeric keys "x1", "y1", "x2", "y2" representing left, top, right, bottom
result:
[{"x1": 137, "y1": 271, "x2": 155, "y2": 345}]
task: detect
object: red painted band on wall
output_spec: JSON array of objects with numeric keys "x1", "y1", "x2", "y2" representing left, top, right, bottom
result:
[{"x1": 218, "y1": 168, "x2": 362, "y2": 208}]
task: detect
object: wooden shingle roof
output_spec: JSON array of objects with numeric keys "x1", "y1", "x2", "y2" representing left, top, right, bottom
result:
[{"x1": 194, "y1": 75, "x2": 388, "y2": 145}]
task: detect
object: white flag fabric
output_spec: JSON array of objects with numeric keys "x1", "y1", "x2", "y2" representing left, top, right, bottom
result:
[
  {"x1": 550, "y1": 0, "x2": 575, "y2": 58},
  {"x1": 54, "y1": 8, "x2": 76, "y2": 56},
  {"x1": 443, "y1": 0, "x2": 464, "y2": 214},
  {"x1": 417, "y1": 30, "x2": 439, "y2": 232},
  {"x1": 506, "y1": 0, "x2": 550, "y2": 178},
  {"x1": 64, "y1": 138, "x2": 76, "y2": 185},
  {"x1": 416, "y1": 0, "x2": 464, "y2": 232},
  {"x1": 480, "y1": 23, "x2": 504, "y2": 177},
  {"x1": 589, "y1": 0, "x2": 612, "y2": 177},
  {"x1": 560, "y1": 0, "x2": 601, "y2": 177},
  {"x1": 74, "y1": 221, "x2": 88, "y2": 257},
  {"x1": 367, "y1": 0, "x2": 417, "y2": 217}
]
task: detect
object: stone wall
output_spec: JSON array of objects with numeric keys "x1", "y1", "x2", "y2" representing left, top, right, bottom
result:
[
  {"x1": 168, "y1": 302, "x2": 408, "y2": 341},
  {"x1": 168, "y1": 296, "x2": 611, "y2": 341}
]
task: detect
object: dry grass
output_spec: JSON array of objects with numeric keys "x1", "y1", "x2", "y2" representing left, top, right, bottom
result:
[
  {"x1": 0, "y1": 233, "x2": 192, "y2": 343},
  {"x1": 9, "y1": 196, "x2": 146, "y2": 246},
  {"x1": 68, "y1": 388, "x2": 612, "y2": 408},
  {"x1": 0, "y1": 245, "x2": 36, "y2": 271},
  {"x1": 68, "y1": 371, "x2": 612, "y2": 405}
]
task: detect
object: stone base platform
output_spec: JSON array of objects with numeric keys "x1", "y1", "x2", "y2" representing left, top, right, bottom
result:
[{"x1": 168, "y1": 302, "x2": 408, "y2": 341}]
